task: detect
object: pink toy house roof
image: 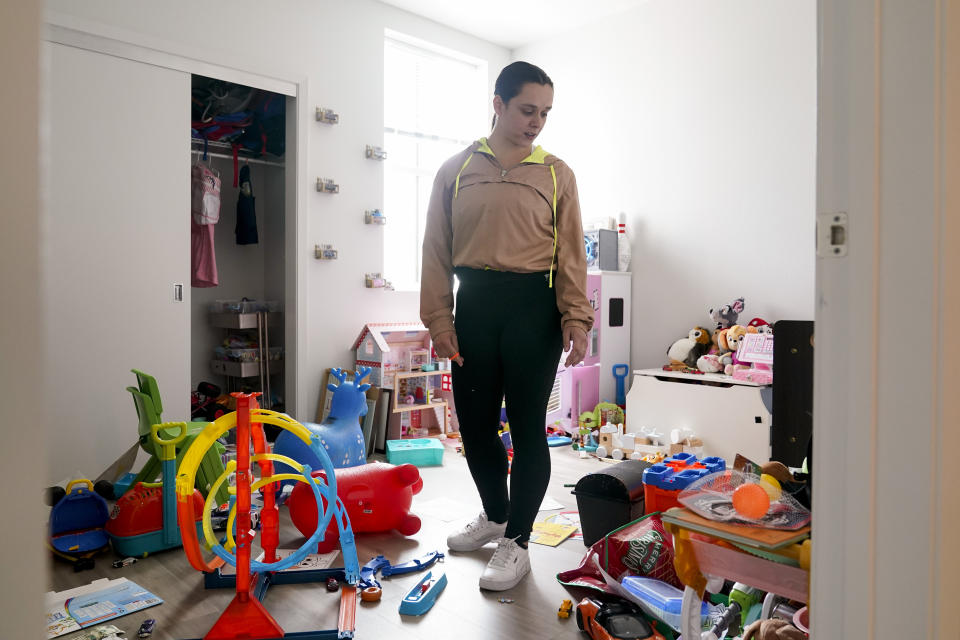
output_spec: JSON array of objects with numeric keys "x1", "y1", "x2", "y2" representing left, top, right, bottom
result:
[{"x1": 352, "y1": 322, "x2": 429, "y2": 353}]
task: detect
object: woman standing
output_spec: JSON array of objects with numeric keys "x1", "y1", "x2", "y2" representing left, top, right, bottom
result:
[{"x1": 420, "y1": 61, "x2": 593, "y2": 591}]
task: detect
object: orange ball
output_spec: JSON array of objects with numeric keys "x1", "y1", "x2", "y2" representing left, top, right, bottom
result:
[{"x1": 732, "y1": 483, "x2": 770, "y2": 519}]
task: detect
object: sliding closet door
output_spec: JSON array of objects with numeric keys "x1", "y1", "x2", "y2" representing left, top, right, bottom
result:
[{"x1": 45, "y1": 43, "x2": 189, "y2": 482}]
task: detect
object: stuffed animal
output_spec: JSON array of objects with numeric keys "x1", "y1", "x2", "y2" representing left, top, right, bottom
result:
[
  {"x1": 273, "y1": 367, "x2": 370, "y2": 476},
  {"x1": 713, "y1": 327, "x2": 730, "y2": 361},
  {"x1": 666, "y1": 326, "x2": 712, "y2": 370},
  {"x1": 696, "y1": 327, "x2": 727, "y2": 372},
  {"x1": 288, "y1": 461, "x2": 423, "y2": 553},
  {"x1": 696, "y1": 353, "x2": 723, "y2": 373},
  {"x1": 722, "y1": 325, "x2": 750, "y2": 375},
  {"x1": 716, "y1": 327, "x2": 741, "y2": 369},
  {"x1": 742, "y1": 617, "x2": 806, "y2": 640},
  {"x1": 710, "y1": 297, "x2": 746, "y2": 329},
  {"x1": 747, "y1": 317, "x2": 774, "y2": 334},
  {"x1": 726, "y1": 325, "x2": 748, "y2": 352}
]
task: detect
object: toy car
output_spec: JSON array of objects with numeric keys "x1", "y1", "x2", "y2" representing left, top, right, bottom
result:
[
  {"x1": 575, "y1": 598, "x2": 666, "y2": 640},
  {"x1": 559, "y1": 599, "x2": 574, "y2": 618},
  {"x1": 137, "y1": 618, "x2": 156, "y2": 638}
]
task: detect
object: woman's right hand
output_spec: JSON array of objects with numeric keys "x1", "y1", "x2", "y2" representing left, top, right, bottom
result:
[{"x1": 433, "y1": 331, "x2": 464, "y2": 366}]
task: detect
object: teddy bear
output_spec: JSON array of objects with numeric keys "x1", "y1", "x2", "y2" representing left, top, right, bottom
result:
[
  {"x1": 741, "y1": 617, "x2": 806, "y2": 640},
  {"x1": 666, "y1": 326, "x2": 712, "y2": 371},
  {"x1": 709, "y1": 297, "x2": 745, "y2": 329}
]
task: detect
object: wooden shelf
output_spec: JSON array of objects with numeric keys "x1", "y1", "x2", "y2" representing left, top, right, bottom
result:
[
  {"x1": 396, "y1": 426, "x2": 445, "y2": 439},
  {"x1": 393, "y1": 370, "x2": 450, "y2": 381},
  {"x1": 393, "y1": 401, "x2": 447, "y2": 414}
]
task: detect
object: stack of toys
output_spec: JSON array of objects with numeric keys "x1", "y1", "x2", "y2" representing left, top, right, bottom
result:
[{"x1": 664, "y1": 297, "x2": 776, "y2": 382}]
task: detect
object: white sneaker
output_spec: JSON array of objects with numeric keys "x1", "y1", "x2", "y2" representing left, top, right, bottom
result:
[
  {"x1": 447, "y1": 511, "x2": 507, "y2": 551},
  {"x1": 478, "y1": 537, "x2": 530, "y2": 591}
]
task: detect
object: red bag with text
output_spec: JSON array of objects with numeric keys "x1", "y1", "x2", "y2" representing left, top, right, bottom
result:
[{"x1": 557, "y1": 512, "x2": 682, "y2": 593}]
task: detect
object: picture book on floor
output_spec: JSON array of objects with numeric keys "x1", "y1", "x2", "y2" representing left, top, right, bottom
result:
[{"x1": 46, "y1": 577, "x2": 162, "y2": 638}]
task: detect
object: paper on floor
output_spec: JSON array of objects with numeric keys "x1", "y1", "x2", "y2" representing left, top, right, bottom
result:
[
  {"x1": 538, "y1": 495, "x2": 565, "y2": 511},
  {"x1": 415, "y1": 496, "x2": 482, "y2": 522}
]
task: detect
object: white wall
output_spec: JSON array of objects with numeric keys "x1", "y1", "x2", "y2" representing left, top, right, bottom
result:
[
  {"x1": 1, "y1": 0, "x2": 46, "y2": 636},
  {"x1": 515, "y1": 0, "x2": 817, "y2": 369},
  {"x1": 45, "y1": 0, "x2": 510, "y2": 422}
]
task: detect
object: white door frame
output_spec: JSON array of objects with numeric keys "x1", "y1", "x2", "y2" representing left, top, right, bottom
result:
[
  {"x1": 814, "y1": 1, "x2": 957, "y2": 638},
  {"x1": 44, "y1": 13, "x2": 309, "y2": 417}
]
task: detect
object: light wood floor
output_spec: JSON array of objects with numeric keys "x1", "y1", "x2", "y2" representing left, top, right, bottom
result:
[{"x1": 49, "y1": 445, "x2": 610, "y2": 640}]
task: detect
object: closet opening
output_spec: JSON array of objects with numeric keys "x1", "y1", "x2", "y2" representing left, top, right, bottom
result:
[{"x1": 190, "y1": 74, "x2": 290, "y2": 421}]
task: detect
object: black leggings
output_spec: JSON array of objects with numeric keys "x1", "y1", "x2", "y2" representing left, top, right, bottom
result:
[{"x1": 452, "y1": 267, "x2": 563, "y2": 544}]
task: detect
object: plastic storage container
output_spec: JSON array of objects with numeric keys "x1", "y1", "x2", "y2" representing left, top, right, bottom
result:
[
  {"x1": 386, "y1": 438, "x2": 444, "y2": 467},
  {"x1": 571, "y1": 459, "x2": 652, "y2": 546},
  {"x1": 620, "y1": 575, "x2": 708, "y2": 632},
  {"x1": 642, "y1": 453, "x2": 726, "y2": 514},
  {"x1": 210, "y1": 299, "x2": 282, "y2": 313}
]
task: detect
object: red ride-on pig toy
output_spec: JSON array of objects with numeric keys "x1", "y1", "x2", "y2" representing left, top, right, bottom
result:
[{"x1": 288, "y1": 462, "x2": 423, "y2": 553}]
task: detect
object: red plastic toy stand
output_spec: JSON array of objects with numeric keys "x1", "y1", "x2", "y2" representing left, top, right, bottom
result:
[
  {"x1": 203, "y1": 394, "x2": 286, "y2": 640},
  {"x1": 204, "y1": 579, "x2": 283, "y2": 640},
  {"x1": 182, "y1": 392, "x2": 358, "y2": 640}
]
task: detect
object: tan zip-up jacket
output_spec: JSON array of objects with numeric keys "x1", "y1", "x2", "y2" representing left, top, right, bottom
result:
[{"x1": 420, "y1": 138, "x2": 594, "y2": 340}]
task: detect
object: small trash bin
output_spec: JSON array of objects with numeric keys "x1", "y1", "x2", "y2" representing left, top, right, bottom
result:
[{"x1": 571, "y1": 459, "x2": 652, "y2": 547}]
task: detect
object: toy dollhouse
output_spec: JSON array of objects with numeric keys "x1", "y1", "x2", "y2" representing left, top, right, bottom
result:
[{"x1": 353, "y1": 323, "x2": 432, "y2": 389}]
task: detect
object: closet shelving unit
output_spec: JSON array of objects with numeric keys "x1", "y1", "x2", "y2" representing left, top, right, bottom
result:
[
  {"x1": 191, "y1": 75, "x2": 289, "y2": 413},
  {"x1": 209, "y1": 310, "x2": 283, "y2": 409}
]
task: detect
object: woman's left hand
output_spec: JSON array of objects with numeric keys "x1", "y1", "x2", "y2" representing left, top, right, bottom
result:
[{"x1": 562, "y1": 326, "x2": 588, "y2": 367}]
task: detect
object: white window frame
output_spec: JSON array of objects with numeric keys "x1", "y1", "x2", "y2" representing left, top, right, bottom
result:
[{"x1": 383, "y1": 30, "x2": 488, "y2": 292}]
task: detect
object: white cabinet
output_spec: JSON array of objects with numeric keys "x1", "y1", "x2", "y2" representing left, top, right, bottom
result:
[
  {"x1": 625, "y1": 369, "x2": 772, "y2": 464},
  {"x1": 585, "y1": 271, "x2": 632, "y2": 404}
]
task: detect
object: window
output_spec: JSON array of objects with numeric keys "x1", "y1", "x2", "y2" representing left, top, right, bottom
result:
[{"x1": 383, "y1": 31, "x2": 488, "y2": 291}]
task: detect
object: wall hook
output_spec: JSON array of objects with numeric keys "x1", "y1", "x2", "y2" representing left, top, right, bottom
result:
[
  {"x1": 365, "y1": 145, "x2": 387, "y2": 161},
  {"x1": 316, "y1": 107, "x2": 339, "y2": 124}
]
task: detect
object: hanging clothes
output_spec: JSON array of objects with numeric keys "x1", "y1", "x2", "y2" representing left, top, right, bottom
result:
[
  {"x1": 191, "y1": 161, "x2": 221, "y2": 224},
  {"x1": 235, "y1": 164, "x2": 259, "y2": 245},
  {"x1": 191, "y1": 156, "x2": 220, "y2": 287},
  {"x1": 191, "y1": 218, "x2": 219, "y2": 287}
]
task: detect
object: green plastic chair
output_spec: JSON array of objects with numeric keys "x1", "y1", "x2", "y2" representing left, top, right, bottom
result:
[
  {"x1": 128, "y1": 370, "x2": 229, "y2": 506},
  {"x1": 132, "y1": 368, "x2": 164, "y2": 418}
]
